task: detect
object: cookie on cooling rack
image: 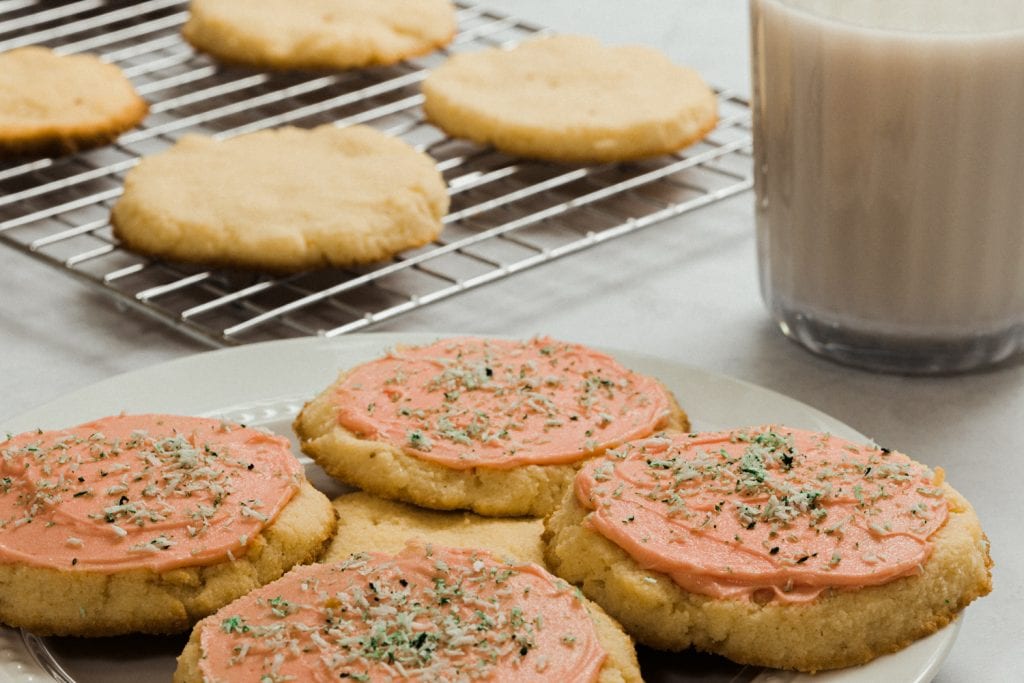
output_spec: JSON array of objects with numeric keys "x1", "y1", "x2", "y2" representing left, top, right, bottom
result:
[
  {"x1": 110, "y1": 124, "x2": 449, "y2": 272},
  {"x1": 323, "y1": 491, "x2": 545, "y2": 564},
  {"x1": 174, "y1": 542, "x2": 642, "y2": 683},
  {"x1": 182, "y1": 0, "x2": 457, "y2": 70},
  {"x1": 543, "y1": 426, "x2": 993, "y2": 672},
  {"x1": 293, "y1": 336, "x2": 689, "y2": 517},
  {"x1": 422, "y1": 34, "x2": 719, "y2": 164},
  {"x1": 0, "y1": 414, "x2": 336, "y2": 636},
  {"x1": 0, "y1": 46, "x2": 148, "y2": 158}
]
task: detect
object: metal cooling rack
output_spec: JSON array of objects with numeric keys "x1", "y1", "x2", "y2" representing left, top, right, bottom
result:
[{"x1": 0, "y1": 0, "x2": 753, "y2": 347}]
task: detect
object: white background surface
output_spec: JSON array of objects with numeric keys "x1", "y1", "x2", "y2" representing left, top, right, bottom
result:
[{"x1": 0, "y1": 1, "x2": 1020, "y2": 681}]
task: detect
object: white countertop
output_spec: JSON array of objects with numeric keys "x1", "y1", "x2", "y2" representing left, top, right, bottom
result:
[{"x1": 1, "y1": 1, "x2": 1019, "y2": 681}]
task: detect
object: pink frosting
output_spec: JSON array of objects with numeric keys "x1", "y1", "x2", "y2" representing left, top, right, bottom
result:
[
  {"x1": 198, "y1": 544, "x2": 606, "y2": 682},
  {"x1": 576, "y1": 426, "x2": 949, "y2": 603},
  {"x1": 0, "y1": 414, "x2": 301, "y2": 572},
  {"x1": 333, "y1": 337, "x2": 674, "y2": 469}
]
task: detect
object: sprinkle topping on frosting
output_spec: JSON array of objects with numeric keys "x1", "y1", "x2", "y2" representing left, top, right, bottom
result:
[
  {"x1": 0, "y1": 414, "x2": 301, "y2": 572},
  {"x1": 198, "y1": 544, "x2": 606, "y2": 682},
  {"x1": 333, "y1": 337, "x2": 673, "y2": 469},
  {"x1": 575, "y1": 426, "x2": 949, "y2": 603}
]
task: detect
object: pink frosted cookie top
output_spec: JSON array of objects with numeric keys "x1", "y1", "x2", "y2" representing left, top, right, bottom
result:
[
  {"x1": 333, "y1": 336, "x2": 674, "y2": 470},
  {"x1": 198, "y1": 544, "x2": 606, "y2": 682},
  {"x1": 0, "y1": 414, "x2": 302, "y2": 573},
  {"x1": 575, "y1": 426, "x2": 949, "y2": 603}
]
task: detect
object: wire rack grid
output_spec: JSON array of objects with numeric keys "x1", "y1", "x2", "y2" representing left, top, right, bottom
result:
[{"x1": 0, "y1": 0, "x2": 753, "y2": 347}]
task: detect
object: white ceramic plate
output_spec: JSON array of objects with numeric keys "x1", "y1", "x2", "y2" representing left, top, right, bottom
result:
[{"x1": 0, "y1": 333, "x2": 960, "y2": 683}]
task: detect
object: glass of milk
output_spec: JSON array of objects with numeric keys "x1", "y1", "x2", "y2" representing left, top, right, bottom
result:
[{"x1": 751, "y1": 0, "x2": 1024, "y2": 373}]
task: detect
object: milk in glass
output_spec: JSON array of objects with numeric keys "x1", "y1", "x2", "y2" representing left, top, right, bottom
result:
[{"x1": 751, "y1": 0, "x2": 1024, "y2": 373}]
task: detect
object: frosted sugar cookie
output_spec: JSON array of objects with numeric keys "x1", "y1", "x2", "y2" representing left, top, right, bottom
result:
[
  {"x1": 174, "y1": 543, "x2": 642, "y2": 683},
  {"x1": 544, "y1": 426, "x2": 993, "y2": 672},
  {"x1": 182, "y1": 0, "x2": 457, "y2": 70},
  {"x1": 0, "y1": 414, "x2": 336, "y2": 636},
  {"x1": 422, "y1": 34, "x2": 718, "y2": 163},
  {"x1": 110, "y1": 125, "x2": 449, "y2": 272},
  {"x1": 324, "y1": 491, "x2": 545, "y2": 564},
  {"x1": 294, "y1": 336, "x2": 689, "y2": 516},
  {"x1": 0, "y1": 46, "x2": 147, "y2": 157}
]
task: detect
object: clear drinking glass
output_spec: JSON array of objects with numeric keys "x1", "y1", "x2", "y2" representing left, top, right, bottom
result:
[{"x1": 750, "y1": 0, "x2": 1024, "y2": 373}]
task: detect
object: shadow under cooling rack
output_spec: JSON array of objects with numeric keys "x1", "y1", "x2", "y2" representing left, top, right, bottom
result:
[{"x1": 0, "y1": 0, "x2": 753, "y2": 347}]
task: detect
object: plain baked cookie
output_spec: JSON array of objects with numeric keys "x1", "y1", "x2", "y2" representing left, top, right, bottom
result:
[
  {"x1": 0, "y1": 46, "x2": 147, "y2": 157},
  {"x1": 543, "y1": 426, "x2": 993, "y2": 673},
  {"x1": 182, "y1": 0, "x2": 457, "y2": 70},
  {"x1": 110, "y1": 125, "x2": 449, "y2": 272},
  {"x1": 174, "y1": 543, "x2": 642, "y2": 683},
  {"x1": 293, "y1": 336, "x2": 689, "y2": 517},
  {"x1": 422, "y1": 34, "x2": 719, "y2": 163},
  {"x1": 324, "y1": 491, "x2": 545, "y2": 564},
  {"x1": 0, "y1": 414, "x2": 337, "y2": 636}
]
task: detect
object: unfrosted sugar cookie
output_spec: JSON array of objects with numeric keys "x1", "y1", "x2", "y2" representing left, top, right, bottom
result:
[
  {"x1": 110, "y1": 125, "x2": 449, "y2": 272},
  {"x1": 0, "y1": 414, "x2": 336, "y2": 636},
  {"x1": 293, "y1": 336, "x2": 689, "y2": 516},
  {"x1": 543, "y1": 426, "x2": 993, "y2": 672},
  {"x1": 182, "y1": 0, "x2": 457, "y2": 70},
  {"x1": 174, "y1": 543, "x2": 642, "y2": 683},
  {"x1": 0, "y1": 46, "x2": 147, "y2": 157},
  {"x1": 324, "y1": 491, "x2": 545, "y2": 564},
  {"x1": 422, "y1": 34, "x2": 719, "y2": 163}
]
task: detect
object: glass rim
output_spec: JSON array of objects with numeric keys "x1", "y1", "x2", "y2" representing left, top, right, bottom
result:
[{"x1": 754, "y1": 0, "x2": 1024, "y2": 39}]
